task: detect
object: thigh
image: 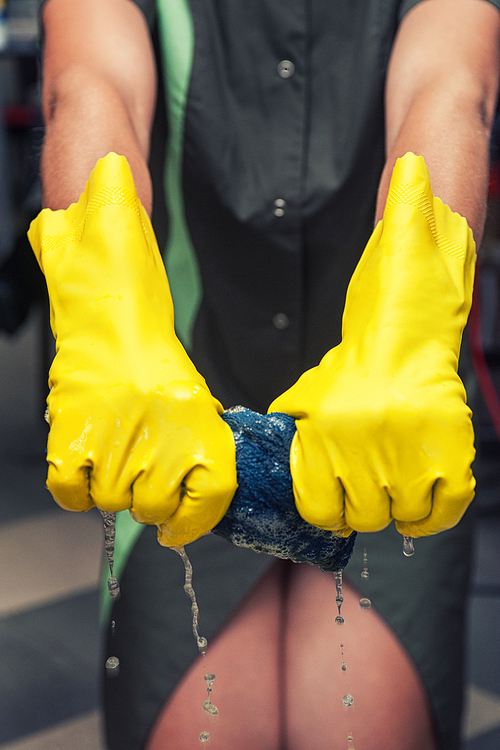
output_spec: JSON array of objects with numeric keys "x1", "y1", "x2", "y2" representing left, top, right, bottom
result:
[
  {"x1": 146, "y1": 561, "x2": 286, "y2": 750},
  {"x1": 284, "y1": 564, "x2": 438, "y2": 750},
  {"x1": 103, "y1": 529, "x2": 275, "y2": 750},
  {"x1": 346, "y1": 518, "x2": 474, "y2": 750}
]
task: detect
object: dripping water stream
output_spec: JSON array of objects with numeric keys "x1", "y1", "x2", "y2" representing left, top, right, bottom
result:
[
  {"x1": 98, "y1": 518, "x2": 414, "y2": 744},
  {"x1": 338, "y1": 536, "x2": 415, "y2": 747},
  {"x1": 175, "y1": 547, "x2": 218, "y2": 742},
  {"x1": 334, "y1": 570, "x2": 344, "y2": 626},
  {"x1": 99, "y1": 510, "x2": 121, "y2": 677},
  {"x1": 175, "y1": 547, "x2": 208, "y2": 653},
  {"x1": 361, "y1": 547, "x2": 369, "y2": 580}
]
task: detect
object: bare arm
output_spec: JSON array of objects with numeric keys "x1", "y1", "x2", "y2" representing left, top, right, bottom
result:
[
  {"x1": 376, "y1": 0, "x2": 500, "y2": 244},
  {"x1": 41, "y1": 0, "x2": 157, "y2": 212}
]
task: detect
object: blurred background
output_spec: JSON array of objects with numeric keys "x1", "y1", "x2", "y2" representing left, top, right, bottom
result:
[
  {"x1": 0, "y1": 3, "x2": 108, "y2": 747},
  {"x1": 0, "y1": 2, "x2": 500, "y2": 748}
]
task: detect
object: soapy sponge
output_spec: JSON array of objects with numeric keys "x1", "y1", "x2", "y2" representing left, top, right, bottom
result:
[{"x1": 213, "y1": 408, "x2": 356, "y2": 572}]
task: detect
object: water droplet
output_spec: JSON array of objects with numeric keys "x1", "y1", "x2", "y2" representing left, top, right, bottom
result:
[
  {"x1": 359, "y1": 597, "x2": 372, "y2": 609},
  {"x1": 199, "y1": 731, "x2": 210, "y2": 742},
  {"x1": 347, "y1": 734, "x2": 353, "y2": 742},
  {"x1": 204, "y1": 673, "x2": 216, "y2": 682},
  {"x1": 202, "y1": 699, "x2": 219, "y2": 716},
  {"x1": 343, "y1": 694, "x2": 354, "y2": 707},
  {"x1": 403, "y1": 536, "x2": 414, "y2": 557},
  {"x1": 107, "y1": 575, "x2": 121, "y2": 598},
  {"x1": 361, "y1": 548, "x2": 369, "y2": 579},
  {"x1": 105, "y1": 656, "x2": 120, "y2": 677},
  {"x1": 341, "y1": 661, "x2": 347, "y2": 671},
  {"x1": 335, "y1": 615, "x2": 344, "y2": 625},
  {"x1": 110, "y1": 620, "x2": 116, "y2": 636},
  {"x1": 197, "y1": 636, "x2": 208, "y2": 652}
]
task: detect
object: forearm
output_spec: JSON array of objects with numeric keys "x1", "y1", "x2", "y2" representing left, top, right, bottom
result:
[
  {"x1": 376, "y1": 0, "x2": 500, "y2": 246},
  {"x1": 375, "y1": 86, "x2": 493, "y2": 245},
  {"x1": 42, "y1": 75, "x2": 153, "y2": 212},
  {"x1": 40, "y1": 0, "x2": 156, "y2": 213}
]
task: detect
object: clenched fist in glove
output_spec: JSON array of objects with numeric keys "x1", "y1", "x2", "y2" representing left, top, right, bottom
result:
[
  {"x1": 28, "y1": 153, "x2": 236, "y2": 548},
  {"x1": 270, "y1": 152, "x2": 476, "y2": 538}
]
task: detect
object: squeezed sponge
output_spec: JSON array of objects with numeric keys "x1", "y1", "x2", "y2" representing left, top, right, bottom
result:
[{"x1": 213, "y1": 408, "x2": 356, "y2": 572}]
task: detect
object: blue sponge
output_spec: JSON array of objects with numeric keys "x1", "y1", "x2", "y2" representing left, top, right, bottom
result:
[{"x1": 213, "y1": 408, "x2": 356, "y2": 572}]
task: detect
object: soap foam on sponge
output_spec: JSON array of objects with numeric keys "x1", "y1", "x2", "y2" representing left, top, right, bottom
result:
[{"x1": 213, "y1": 408, "x2": 355, "y2": 572}]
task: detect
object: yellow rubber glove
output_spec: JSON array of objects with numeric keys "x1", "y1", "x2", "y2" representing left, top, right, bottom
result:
[
  {"x1": 269, "y1": 152, "x2": 476, "y2": 538},
  {"x1": 28, "y1": 152, "x2": 236, "y2": 548}
]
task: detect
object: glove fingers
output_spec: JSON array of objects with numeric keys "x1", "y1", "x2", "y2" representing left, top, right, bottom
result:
[
  {"x1": 89, "y1": 466, "x2": 134, "y2": 513},
  {"x1": 49, "y1": 454, "x2": 134, "y2": 514},
  {"x1": 155, "y1": 461, "x2": 237, "y2": 548},
  {"x1": 342, "y1": 475, "x2": 392, "y2": 533},
  {"x1": 395, "y1": 469, "x2": 475, "y2": 537},
  {"x1": 47, "y1": 413, "x2": 136, "y2": 513},
  {"x1": 46, "y1": 460, "x2": 94, "y2": 512},
  {"x1": 396, "y1": 410, "x2": 475, "y2": 536},
  {"x1": 383, "y1": 438, "x2": 436, "y2": 523},
  {"x1": 390, "y1": 480, "x2": 433, "y2": 525},
  {"x1": 289, "y1": 430, "x2": 352, "y2": 536},
  {"x1": 46, "y1": 419, "x2": 96, "y2": 511},
  {"x1": 269, "y1": 368, "x2": 319, "y2": 418},
  {"x1": 389, "y1": 449, "x2": 464, "y2": 528},
  {"x1": 130, "y1": 460, "x2": 188, "y2": 525}
]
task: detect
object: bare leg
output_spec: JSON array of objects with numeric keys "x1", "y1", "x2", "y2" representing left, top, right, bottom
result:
[
  {"x1": 146, "y1": 560, "x2": 438, "y2": 750},
  {"x1": 284, "y1": 563, "x2": 438, "y2": 750},
  {"x1": 146, "y1": 561, "x2": 286, "y2": 750}
]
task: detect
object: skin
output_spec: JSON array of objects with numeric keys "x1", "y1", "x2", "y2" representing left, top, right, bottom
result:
[
  {"x1": 42, "y1": 0, "x2": 499, "y2": 238},
  {"x1": 376, "y1": 0, "x2": 500, "y2": 244},
  {"x1": 146, "y1": 564, "x2": 436, "y2": 750},
  {"x1": 41, "y1": 0, "x2": 156, "y2": 213},
  {"x1": 39, "y1": 0, "x2": 500, "y2": 747}
]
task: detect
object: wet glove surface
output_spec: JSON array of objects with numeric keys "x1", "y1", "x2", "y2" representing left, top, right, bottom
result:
[
  {"x1": 270, "y1": 153, "x2": 476, "y2": 538},
  {"x1": 28, "y1": 153, "x2": 236, "y2": 548},
  {"x1": 211, "y1": 408, "x2": 355, "y2": 572}
]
